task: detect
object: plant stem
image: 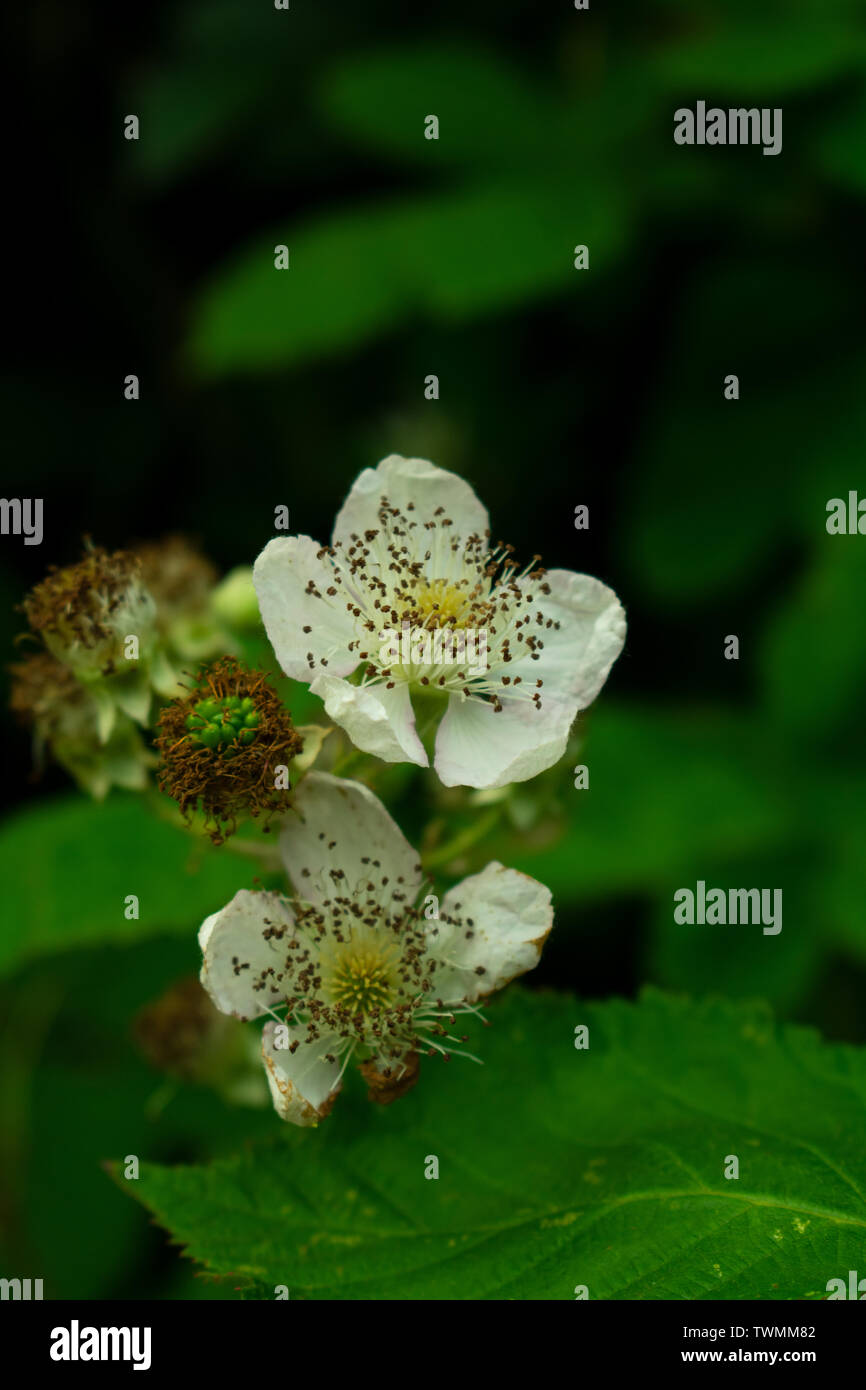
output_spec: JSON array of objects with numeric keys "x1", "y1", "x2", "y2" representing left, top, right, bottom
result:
[
  {"x1": 331, "y1": 748, "x2": 368, "y2": 778},
  {"x1": 422, "y1": 804, "x2": 504, "y2": 873}
]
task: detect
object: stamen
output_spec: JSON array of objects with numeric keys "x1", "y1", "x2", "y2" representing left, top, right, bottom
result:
[{"x1": 298, "y1": 496, "x2": 558, "y2": 709}]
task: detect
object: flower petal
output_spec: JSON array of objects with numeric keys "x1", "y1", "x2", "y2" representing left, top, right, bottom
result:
[
  {"x1": 199, "y1": 889, "x2": 294, "y2": 1021},
  {"x1": 311, "y1": 673, "x2": 428, "y2": 767},
  {"x1": 428, "y1": 863, "x2": 553, "y2": 1003},
  {"x1": 434, "y1": 688, "x2": 575, "y2": 789},
  {"x1": 261, "y1": 1020, "x2": 343, "y2": 1126},
  {"x1": 332, "y1": 454, "x2": 489, "y2": 549},
  {"x1": 253, "y1": 535, "x2": 358, "y2": 682},
  {"x1": 280, "y1": 771, "x2": 423, "y2": 907},
  {"x1": 434, "y1": 569, "x2": 625, "y2": 788},
  {"x1": 510, "y1": 569, "x2": 626, "y2": 710}
]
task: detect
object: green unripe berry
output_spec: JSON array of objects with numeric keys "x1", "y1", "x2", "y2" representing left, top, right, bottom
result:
[{"x1": 185, "y1": 691, "x2": 261, "y2": 756}]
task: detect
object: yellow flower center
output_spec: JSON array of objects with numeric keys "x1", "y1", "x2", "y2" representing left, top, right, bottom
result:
[
  {"x1": 414, "y1": 579, "x2": 471, "y2": 629},
  {"x1": 324, "y1": 944, "x2": 399, "y2": 1015}
]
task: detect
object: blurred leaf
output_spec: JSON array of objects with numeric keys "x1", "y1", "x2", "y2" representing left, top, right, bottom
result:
[
  {"x1": 812, "y1": 83, "x2": 866, "y2": 195},
  {"x1": 129, "y1": 66, "x2": 268, "y2": 185},
  {"x1": 646, "y1": 853, "x2": 826, "y2": 1010},
  {"x1": 318, "y1": 44, "x2": 561, "y2": 171},
  {"x1": 125, "y1": 0, "x2": 291, "y2": 186},
  {"x1": 759, "y1": 541, "x2": 866, "y2": 739},
  {"x1": 652, "y1": 24, "x2": 864, "y2": 95},
  {"x1": 171, "y1": 0, "x2": 286, "y2": 57},
  {"x1": 805, "y1": 773, "x2": 866, "y2": 964},
  {"x1": 502, "y1": 703, "x2": 793, "y2": 902},
  {"x1": 620, "y1": 251, "x2": 866, "y2": 604},
  {"x1": 186, "y1": 182, "x2": 628, "y2": 376},
  {"x1": 23, "y1": 1046, "x2": 274, "y2": 1297},
  {"x1": 0, "y1": 795, "x2": 247, "y2": 978},
  {"x1": 26, "y1": 1060, "x2": 163, "y2": 1297},
  {"x1": 120, "y1": 989, "x2": 866, "y2": 1299},
  {"x1": 4, "y1": 935, "x2": 275, "y2": 1296}
]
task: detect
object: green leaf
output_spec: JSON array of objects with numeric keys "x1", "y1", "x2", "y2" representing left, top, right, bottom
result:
[
  {"x1": 124, "y1": 0, "x2": 291, "y2": 186},
  {"x1": 652, "y1": 24, "x2": 864, "y2": 96},
  {"x1": 812, "y1": 83, "x2": 866, "y2": 195},
  {"x1": 118, "y1": 989, "x2": 866, "y2": 1299},
  {"x1": 759, "y1": 541, "x2": 866, "y2": 740},
  {"x1": 620, "y1": 253, "x2": 866, "y2": 604},
  {"x1": 646, "y1": 852, "x2": 826, "y2": 1011},
  {"x1": 802, "y1": 773, "x2": 866, "y2": 965},
  {"x1": 186, "y1": 182, "x2": 628, "y2": 376},
  {"x1": 318, "y1": 44, "x2": 560, "y2": 171},
  {"x1": 502, "y1": 704, "x2": 794, "y2": 903},
  {"x1": 0, "y1": 794, "x2": 246, "y2": 978},
  {"x1": 2, "y1": 936, "x2": 275, "y2": 1297},
  {"x1": 128, "y1": 65, "x2": 267, "y2": 185}
]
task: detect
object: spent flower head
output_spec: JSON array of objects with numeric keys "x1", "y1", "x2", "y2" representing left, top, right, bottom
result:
[
  {"x1": 156, "y1": 656, "x2": 303, "y2": 842},
  {"x1": 20, "y1": 542, "x2": 160, "y2": 735},
  {"x1": 22, "y1": 544, "x2": 156, "y2": 679},
  {"x1": 133, "y1": 534, "x2": 236, "y2": 666},
  {"x1": 198, "y1": 772, "x2": 553, "y2": 1126}
]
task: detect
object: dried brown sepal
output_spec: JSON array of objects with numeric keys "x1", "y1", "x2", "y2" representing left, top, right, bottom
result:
[
  {"x1": 359, "y1": 1051, "x2": 420, "y2": 1106},
  {"x1": 156, "y1": 656, "x2": 303, "y2": 843}
]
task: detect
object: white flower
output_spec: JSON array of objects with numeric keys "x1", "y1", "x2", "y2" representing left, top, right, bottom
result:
[
  {"x1": 198, "y1": 772, "x2": 553, "y2": 1126},
  {"x1": 253, "y1": 455, "x2": 626, "y2": 788}
]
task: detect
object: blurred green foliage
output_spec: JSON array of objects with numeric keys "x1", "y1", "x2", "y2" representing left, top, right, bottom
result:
[{"x1": 0, "y1": 796, "x2": 245, "y2": 978}]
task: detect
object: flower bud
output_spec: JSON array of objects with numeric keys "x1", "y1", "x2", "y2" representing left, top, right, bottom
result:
[{"x1": 211, "y1": 566, "x2": 260, "y2": 631}]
